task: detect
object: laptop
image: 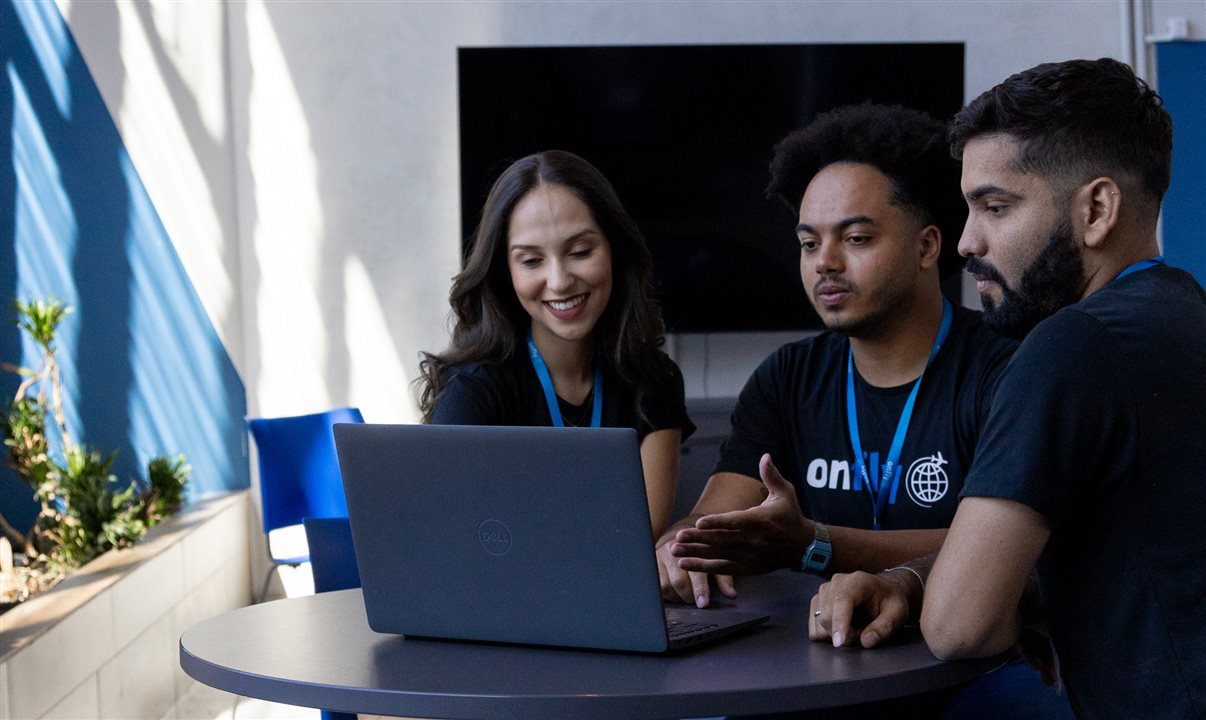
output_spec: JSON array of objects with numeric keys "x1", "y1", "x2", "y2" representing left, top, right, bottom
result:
[{"x1": 333, "y1": 423, "x2": 769, "y2": 653}]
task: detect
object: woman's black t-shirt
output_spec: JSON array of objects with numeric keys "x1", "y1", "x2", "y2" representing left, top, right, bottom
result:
[{"x1": 430, "y1": 350, "x2": 696, "y2": 442}]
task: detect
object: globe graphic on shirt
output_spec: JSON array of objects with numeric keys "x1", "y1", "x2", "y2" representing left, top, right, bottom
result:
[{"x1": 906, "y1": 452, "x2": 949, "y2": 508}]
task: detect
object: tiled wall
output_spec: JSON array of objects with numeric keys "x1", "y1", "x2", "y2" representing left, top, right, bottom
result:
[{"x1": 0, "y1": 492, "x2": 251, "y2": 720}]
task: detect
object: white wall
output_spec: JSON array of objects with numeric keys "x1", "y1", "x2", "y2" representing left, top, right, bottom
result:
[{"x1": 60, "y1": 0, "x2": 1206, "y2": 414}]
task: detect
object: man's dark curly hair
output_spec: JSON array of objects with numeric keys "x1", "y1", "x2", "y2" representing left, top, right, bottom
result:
[
  {"x1": 949, "y1": 57, "x2": 1172, "y2": 219},
  {"x1": 767, "y1": 103, "x2": 966, "y2": 279}
]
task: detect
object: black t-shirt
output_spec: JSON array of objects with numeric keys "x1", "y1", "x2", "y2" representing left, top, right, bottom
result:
[
  {"x1": 961, "y1": 266, "x2": 1206, "y2": 719},
  {"x1": 430, "y1": 349, "x2": 696, "y2": 442},
  {"x1": 715, "y1": 305, "x2": 1016, "y2": 530}
]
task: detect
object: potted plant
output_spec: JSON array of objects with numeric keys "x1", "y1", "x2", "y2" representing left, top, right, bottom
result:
[{"x1": 0, "y1": 298, "x2": 189, "y2": 611}]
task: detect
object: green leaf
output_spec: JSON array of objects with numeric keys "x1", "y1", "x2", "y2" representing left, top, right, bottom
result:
[{"x1": 13, "y1": 298, "x2": 71, "y2": 354}]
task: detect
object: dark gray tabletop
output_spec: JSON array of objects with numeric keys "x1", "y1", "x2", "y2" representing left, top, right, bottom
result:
[{"x1": 179, "y1": 572, "x2": 1006, "y2": 719}]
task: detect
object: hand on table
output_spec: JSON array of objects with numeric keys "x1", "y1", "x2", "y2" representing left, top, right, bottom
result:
[
  {"x1": 656, "y1": 535, "x2": 737, "y2": 608},
  {"x1": 809, "y1": 570, "x2": 916, "y2": 648}
]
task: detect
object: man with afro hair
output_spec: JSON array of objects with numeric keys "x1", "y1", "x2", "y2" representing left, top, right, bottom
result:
[{"x1": 657, "y1": 104, "x2": 1071, "y2": 717}]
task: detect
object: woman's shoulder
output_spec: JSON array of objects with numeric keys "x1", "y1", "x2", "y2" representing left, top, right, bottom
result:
[
  {"x1": 649, "y1": 348, "x2": 684, "y2": 378},
  {"x1": 442, "y1": 353, "x2": 528, "y2": 385},
  {"x1": 625, "y1": 348, "x2": 687, "y2": 400},
  {"x1": 434, "y1": 355, "x2": 534, "y2": 411},
  {"x1": 430, "y1": 354, "x2": 532, "y2": 425},
  {"x1": 619, "y1": 348, "x2": 686, "y2": 396}
]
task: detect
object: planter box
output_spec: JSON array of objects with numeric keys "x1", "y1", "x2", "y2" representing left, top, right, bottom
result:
[{"x1": 0, "y1": 491, "x2": 251, "y2": 720}]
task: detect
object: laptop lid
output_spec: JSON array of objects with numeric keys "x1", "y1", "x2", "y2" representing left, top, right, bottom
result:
[{"x1": 334, "y1": 423, "x2": 765, "y2": 653}]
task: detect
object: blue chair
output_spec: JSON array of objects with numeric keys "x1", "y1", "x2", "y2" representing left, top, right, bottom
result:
[
  {"x1": 246, "y1": 407, "x2": 364, "y2": 602},
  {"x1": 303, "y1": 517, "x2": 360, "y2": 720},
  {"x1": 302, "y1": 517, "x2": 361, "y2": 593}
]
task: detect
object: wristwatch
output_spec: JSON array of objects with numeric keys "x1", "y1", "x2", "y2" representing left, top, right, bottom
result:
[{"x1": 796, "y1": 522, "x2": 832, "y2": 573}]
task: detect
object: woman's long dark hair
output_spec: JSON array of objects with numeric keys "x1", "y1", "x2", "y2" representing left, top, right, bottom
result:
[{"x1": 417, "y1": 150, "x2": 667, "y2": 422}]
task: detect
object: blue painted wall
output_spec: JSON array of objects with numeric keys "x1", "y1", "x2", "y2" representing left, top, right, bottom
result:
[
  {"x1": 1, "y1": 0, "x2": 249, "y2": 534},
  {"x1": 1158, "y1": 41, "x2": 1206, "y2": 285}
]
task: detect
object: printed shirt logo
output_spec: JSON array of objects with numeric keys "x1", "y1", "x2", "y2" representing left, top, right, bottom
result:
[
  {"x1": 805, "y1": 451, "x2": 952, "y2": 509},
  {"x1": 904, "y1": 452, "x2": 949, "y2": 508}
]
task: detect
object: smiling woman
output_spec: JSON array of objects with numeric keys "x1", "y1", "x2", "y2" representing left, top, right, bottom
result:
[
  {"x1": 506, "y1": 183, "x2": 614, "y2": 369},
  {"x1": 416, "y1": 151, "x2": 695, "y2": 537}
]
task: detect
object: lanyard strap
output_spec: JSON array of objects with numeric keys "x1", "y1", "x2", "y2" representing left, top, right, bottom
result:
[
  {"x1": 846, "y1": 299, "x2": 953, "y2": 530},
  {"x1": 1115, "y1": 256, "x2": 1165, "y2": 281},
  {"x1": 527, "y1": 332, "x2": 603, "y2": 428}
]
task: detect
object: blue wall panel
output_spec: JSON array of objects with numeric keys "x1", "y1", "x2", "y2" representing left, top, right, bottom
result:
[
  {"x1": 1157, "y1": 41, "x2": 1206, "y2": 285},
  {"x1": 1, "y1": 0, "x2": 249, "y2": 533}
]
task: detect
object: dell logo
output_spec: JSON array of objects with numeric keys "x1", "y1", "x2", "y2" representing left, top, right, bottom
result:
[{"x1": 477, "y1": 519, "x2": 512, "y2": 556}]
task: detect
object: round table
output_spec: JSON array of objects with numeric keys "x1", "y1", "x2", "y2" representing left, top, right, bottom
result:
[{"x1": 180, "y1": 571, "x2": 1006, "y2": 719}]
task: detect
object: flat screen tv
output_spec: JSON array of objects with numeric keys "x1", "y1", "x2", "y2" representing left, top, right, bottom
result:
[{"x1": 458, "y1": 43, "x2": 965, "y2": 332}]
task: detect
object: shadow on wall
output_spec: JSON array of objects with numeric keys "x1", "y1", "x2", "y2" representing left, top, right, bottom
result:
[
  {"x1": 227, "y1": 0, "x2": 352, "y2": 415},
  {"x1": 243, "y1": 1, "x2": 435, "y2": 418},
  {"x1": 0, "y1": 0, "x2": 248, "y2": 533}
]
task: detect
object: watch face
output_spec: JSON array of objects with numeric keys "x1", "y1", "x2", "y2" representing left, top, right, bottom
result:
[
  {"x1": 802, "y1": 524, "x2": 832, "y2": 572},
  {"x1": 804, "y1": 546, "x2": 831, "y2": 572}
]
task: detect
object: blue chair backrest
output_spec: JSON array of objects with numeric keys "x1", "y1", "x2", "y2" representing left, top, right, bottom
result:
[
  {"x1": 303, "y1": 517, "x2": 361, "y2": 593},
  {"x1": 247, "y1": 407, "x2": 364, "y2": 534}
]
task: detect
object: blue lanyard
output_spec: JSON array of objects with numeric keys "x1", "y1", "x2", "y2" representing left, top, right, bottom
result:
[
  {"x1": 846, "y1": 299, "x2": 953, "y2": 530},
  {"x1": 1115, "y1": 256, "x2": 1165, "y2": 281},
  {"x1": 526, "y1": 332, "x2": 603, "y2": 428}
]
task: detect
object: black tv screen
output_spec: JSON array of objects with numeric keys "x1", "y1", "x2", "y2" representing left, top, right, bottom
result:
[{"x1": 458, "y1": 43, "x2": 965, "y2": 332}]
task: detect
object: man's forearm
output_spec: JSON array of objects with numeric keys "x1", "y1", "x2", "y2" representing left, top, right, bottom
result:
[
  {"x1": 920, "y1": 497, "x2": 1050, "y2": 659},
  {"x1": 855, "y1": 549, "x2": 1042, "y2": 656},
  {"x1": 825, "y1": 527, "x2": 947, "y2": 575}
]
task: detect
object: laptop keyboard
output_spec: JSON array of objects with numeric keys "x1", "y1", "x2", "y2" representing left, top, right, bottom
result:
[{"x1": 666, "y1": 619, "x2": 720, "y2": 640}]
